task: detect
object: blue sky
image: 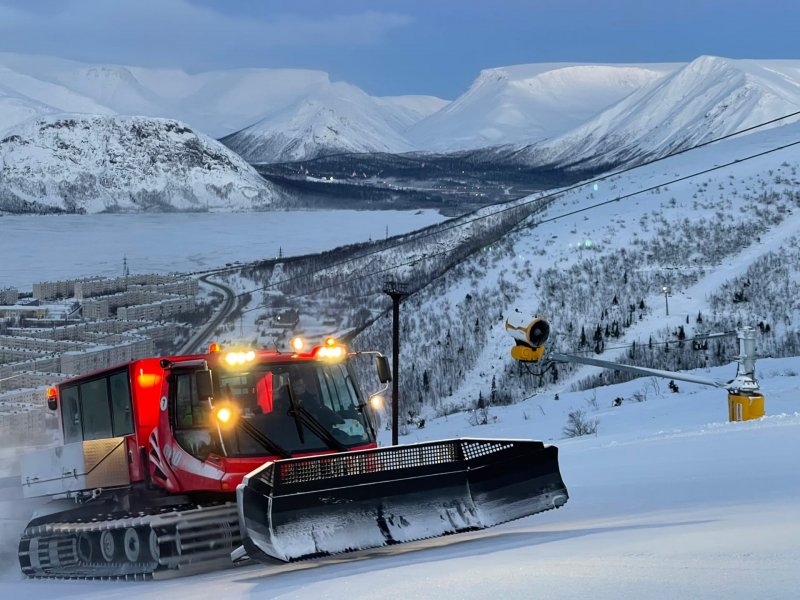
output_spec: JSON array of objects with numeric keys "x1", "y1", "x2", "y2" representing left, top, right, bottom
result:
[{"x1": 0, "y1": 0, "x2": 798, "y2": 99}]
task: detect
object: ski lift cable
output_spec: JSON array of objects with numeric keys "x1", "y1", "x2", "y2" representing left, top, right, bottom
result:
[
  {"x1": 13, "y1": 131, "x2": 794, "y2": 361},
  {"x1": 195, "y1": 108, "x2": 800, "y2": 285},
  {"x1": 9, "y1": 117, "x2": 799, "y2": 368}
]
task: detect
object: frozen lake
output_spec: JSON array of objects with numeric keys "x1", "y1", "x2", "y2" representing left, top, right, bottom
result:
[{"x1": 0, "y1": 210, "x2": 447, "y2": 290}]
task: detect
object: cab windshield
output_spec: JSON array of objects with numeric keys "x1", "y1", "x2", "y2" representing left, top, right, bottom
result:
[{"x1": 212, "y1": 361, "x2": 374, "y2": 457}]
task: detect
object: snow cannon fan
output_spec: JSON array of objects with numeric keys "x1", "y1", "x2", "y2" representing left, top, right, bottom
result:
[{"x1": 505, "y1": 312, "x2": 550, "y2": 362}]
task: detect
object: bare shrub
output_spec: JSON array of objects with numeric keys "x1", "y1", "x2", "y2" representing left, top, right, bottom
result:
[
  {"x1": 645, "y1": 377, "x2": 661, "y2": 397},
  {"x1": 562, "y1": 409, "x2": 599, "y2": 438},
  {"x1": 468, "y1": 405, "x2": 490, "y2": 426}
]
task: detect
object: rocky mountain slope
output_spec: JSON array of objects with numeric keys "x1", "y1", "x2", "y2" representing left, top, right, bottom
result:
[{"x1": 0, "y1": 115, "x2": 283, "y2": 213}]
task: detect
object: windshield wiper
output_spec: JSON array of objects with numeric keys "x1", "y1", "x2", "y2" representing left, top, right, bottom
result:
[
  {"x1": 344, "y1": 372, "x2": 377, "y2": 439},
  {"x1": 285, "y1": 380, "x2": 306, "y2": 445},
  {"x1": 287, "y1": 380, "x2": 347, "y2": 452},
  {"x1": 235, "y1": 418, "x2": 292, "y2": 459}
]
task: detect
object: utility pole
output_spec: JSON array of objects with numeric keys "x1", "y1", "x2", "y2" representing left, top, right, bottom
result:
[{"x1": 383, "y1": 279, "x2": 408, "y2": 446}]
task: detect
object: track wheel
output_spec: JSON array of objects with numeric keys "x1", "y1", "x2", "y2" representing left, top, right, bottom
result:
[
  {"x1": 100, "y1": 529, "x2": 117, "y2": 562},
  {"x1": 148, "y1": 529, "x2": 160, "y2": 562},
  {"x1": 124, "y1": 528, "x2": 142, "y2": 562},
  {"x1": 76, "y1": 534, "x2": 94, "y2": 563}
]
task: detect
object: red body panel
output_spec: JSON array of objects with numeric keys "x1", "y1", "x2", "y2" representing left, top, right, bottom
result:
[
  {"x1": 128, "y1": 358, "x2": 166, "y2": 449},
  {"x1": 54, "y1": 348, "x2": 377, "y2": 496}
]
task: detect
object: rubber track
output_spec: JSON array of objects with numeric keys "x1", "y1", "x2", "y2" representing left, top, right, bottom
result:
[{"x1": 18, "y1": 503, "x2": 240, "y2": 580}]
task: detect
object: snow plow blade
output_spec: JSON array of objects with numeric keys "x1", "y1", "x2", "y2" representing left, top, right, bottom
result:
[{"x1": 237, "y1": 438, "x2": 567, "y2": 562}]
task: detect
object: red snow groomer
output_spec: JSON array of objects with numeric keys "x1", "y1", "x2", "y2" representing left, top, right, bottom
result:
[{"x1": 19, "y1": 338, "x2": 567, "y2": 579}]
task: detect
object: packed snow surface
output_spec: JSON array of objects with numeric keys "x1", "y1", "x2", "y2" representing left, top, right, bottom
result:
[{"x1": 0, "y1": 358, "x2": 798, "y2": 598}]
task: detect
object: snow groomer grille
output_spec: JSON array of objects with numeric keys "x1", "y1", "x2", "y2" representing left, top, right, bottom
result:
[
  {"x1": 275, "y1": 439, "x2": 527, "y2": 485},
  {"x1": 461, "y1": 440, "x2": 515, "y2": 460}
]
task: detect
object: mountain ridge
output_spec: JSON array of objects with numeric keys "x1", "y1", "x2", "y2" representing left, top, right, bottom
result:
[
  {"x1": 521, "y1": 55, "x2": 800, "y2": 168},
  {"x1": 0, "y1": 114, "x2": 283, "y2": 214}
]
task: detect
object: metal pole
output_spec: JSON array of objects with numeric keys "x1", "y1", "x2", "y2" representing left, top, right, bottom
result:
[
  {"x1": 383, "y1": 280, "x2": 408, "y2": 446},
  {"x1": 391, "y1": 297, "x2": 400, "y2": 446}
]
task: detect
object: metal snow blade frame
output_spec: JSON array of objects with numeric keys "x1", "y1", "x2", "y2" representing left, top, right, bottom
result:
[{"x1": 236, "y1": 438, "x2": 568, "y2": 563}]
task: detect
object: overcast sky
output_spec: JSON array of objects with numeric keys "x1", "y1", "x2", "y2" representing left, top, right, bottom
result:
[{"x1": 0, "y1": 0, "x2": 798, "y2": 99}]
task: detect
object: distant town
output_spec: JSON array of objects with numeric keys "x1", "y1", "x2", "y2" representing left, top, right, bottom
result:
[{"x1": 0, "y1": 272, "x2": 201, "y2": 445}]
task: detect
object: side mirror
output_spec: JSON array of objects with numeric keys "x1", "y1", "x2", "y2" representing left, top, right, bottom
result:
[
  {"x1": 195, "y1": 370, "x2": 213, "y2": 401},
  {"x1": 375, "y1": 355, "x2": 392, "y2": 384}
]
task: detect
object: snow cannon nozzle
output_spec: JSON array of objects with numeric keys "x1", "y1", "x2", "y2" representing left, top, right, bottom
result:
[{"x1": 505, "y1": 313, "x2": 550, "y2": 362}]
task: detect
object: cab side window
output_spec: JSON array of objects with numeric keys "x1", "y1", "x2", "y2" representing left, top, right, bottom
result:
[
  {"x1": 61, "y1": 385, "x2": 82, "y2": 443},
  {"x1": 175, "y1": 373, "x2": 208, "y2": 427},
  {"x1": 109, "y1": 372, "x2": 134, "y2": 436},
  {"x1": 173, "y1": 373, "x2": 213, "y2": 459},
  {"x1": 59, "y1": 369, "x2": 134, "y2": 442},
  {"x1": 80, "y1": 378, "x2": 113, "y2": 440}
]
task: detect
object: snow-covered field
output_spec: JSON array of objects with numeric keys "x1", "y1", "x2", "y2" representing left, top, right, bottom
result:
[
  {"x1": 1, "y1": 357, "x2": 797, "y2": 598},
  {"x1": 0, "y1": 210, "x2": 446, "y2": 290}
]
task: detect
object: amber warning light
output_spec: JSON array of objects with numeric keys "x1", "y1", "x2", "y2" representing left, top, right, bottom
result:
[{"x1": 47, "y1": 387, "x2": 58, "y2": 410}]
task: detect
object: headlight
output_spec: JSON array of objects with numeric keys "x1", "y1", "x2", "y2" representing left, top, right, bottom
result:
[
  {"x1": 213, "y1": 402, "x2": 239, "y2": 428},
  {"x1": 225, "y1": 350, "x2": 256, "y2": 366},
  {"x1": 314, "y1": 344, "x2": 346, "y2": 360}
]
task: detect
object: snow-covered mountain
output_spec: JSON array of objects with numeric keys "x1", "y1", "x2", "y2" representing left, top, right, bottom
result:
[
  {"x1": 4, "y1": 52, "x2": 800, "y2": 191},
  {"x1": 373, "y1": 95, "x2": 450, "y2": 131},
  {"x1": 0, "y1": 54, "x2": 339, "y2": 138},
  {"x1": 219, "y1": 82, "x2": 433, "y2": 164},
  {"x1": 406, "y1": 63, "x2": 674, "y2": 151},
  {"x1": 0, "y1": 65, "x2": 115, "y2": 134},
  {"x1": 0, "y1": 53, "x2": 447, "y2": 148},
  {"x1": 0, "y1": 115, "x2": 282, "y2": 213},
  {"x1": 0, "y1": 53, "x2": 452, "y2": 166},
  {"x1": 526, "y1": 56, "x2": 800, "y2": 168}
]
